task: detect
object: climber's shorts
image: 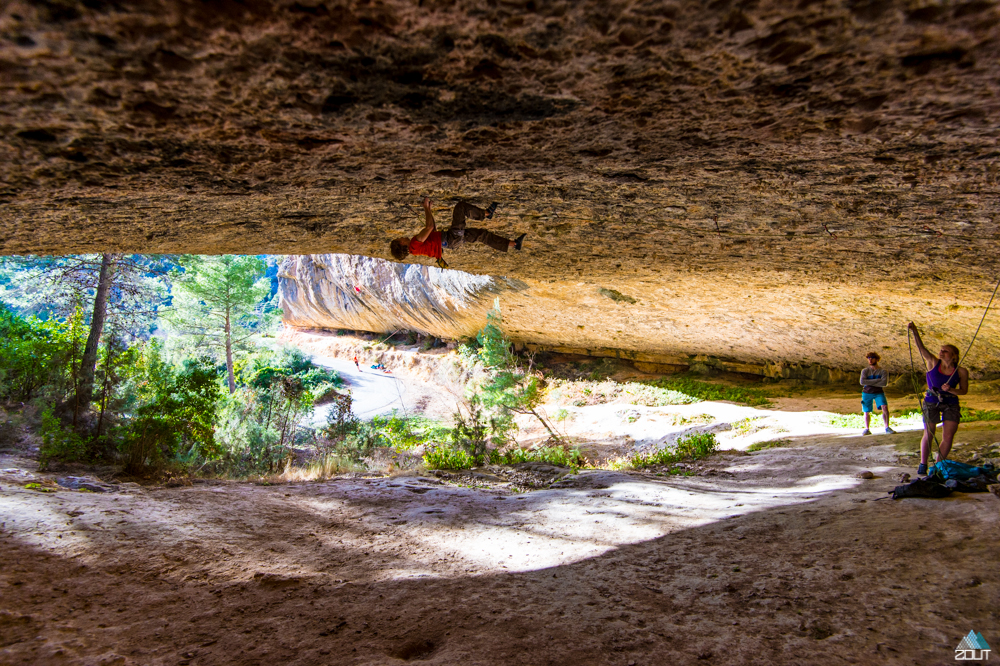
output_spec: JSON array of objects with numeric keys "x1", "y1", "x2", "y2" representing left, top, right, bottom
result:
[{"x1": 861, "y1": 392, "x2": 887, "y2": 412}]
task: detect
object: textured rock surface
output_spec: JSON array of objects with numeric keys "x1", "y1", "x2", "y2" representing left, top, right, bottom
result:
[
  {"x1": 3, "y1": 0, "x2": 1000, "y2": 370},
  {"x1": 280, "y1": 254, "x2": 1000, "y2": 376},
  {"x1": 280, "y1": 253, "x2": 527, "y2": 338}
]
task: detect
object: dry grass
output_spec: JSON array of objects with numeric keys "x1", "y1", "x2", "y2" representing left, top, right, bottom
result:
[{"x1": 263, "y1": 454, "x2": 363, "y2": 483}]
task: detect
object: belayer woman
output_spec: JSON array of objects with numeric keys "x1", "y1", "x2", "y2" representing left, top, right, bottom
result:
[{"x1": 907, "y1": 321, "x2": 969, "y2": 475}]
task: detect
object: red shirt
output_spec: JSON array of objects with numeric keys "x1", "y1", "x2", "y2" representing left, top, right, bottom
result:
[{"x1": 408, "y1": 231, "x2": 443, "y2": 260}]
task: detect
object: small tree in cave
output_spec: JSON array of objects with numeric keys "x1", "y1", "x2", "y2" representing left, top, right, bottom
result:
[
  {"x1": 457, "y1": 300, "x2": 559, "y2": 458},
  {"x1": 164, "y1": 255, "x2": 272, "y2": 394}
]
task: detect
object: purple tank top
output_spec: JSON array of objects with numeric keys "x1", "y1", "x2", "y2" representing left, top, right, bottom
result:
[{"x1": 926, "y1": 361, "x2": 959, "y2": 405}]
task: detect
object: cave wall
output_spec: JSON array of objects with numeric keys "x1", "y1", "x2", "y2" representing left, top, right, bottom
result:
[
  {"x1": 3, "y1": 0, "x2": 1000, "y2": 371},
  {"x1": 280, "y1": 254, "x2": 1000, "y2": 376}
]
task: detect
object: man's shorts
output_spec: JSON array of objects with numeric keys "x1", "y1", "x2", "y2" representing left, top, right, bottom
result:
[
  {"x1": 922, "y1": 402, "x2": 961, "y2": 424},
  {"x1": 861, "y1": 392, "x2": 887, "y2": 412}
]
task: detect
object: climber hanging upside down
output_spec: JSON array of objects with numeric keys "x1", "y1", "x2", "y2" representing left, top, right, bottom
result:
[{"x1": 389, "y1": 197, "x2": 526, "y2": 269}]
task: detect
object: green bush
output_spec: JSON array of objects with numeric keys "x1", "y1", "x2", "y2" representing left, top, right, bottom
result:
[
  {"x1": 961, "y1": 407, "x2": 1000, "y2": 422},
  {"x1": 644, "y1": 377, "x2": 772, "y2": 407},
  {"x1": 214, "y1": 372, "x2": 314, "y2": 476},
  {"x1": 242, "y1": 349, "x2": 340, "y2": 397},
  {"x1": 319, "y1": 409, "x2": 452, "y2": 466},
  {"x1": 423, "y1": 445, "x2": 476, "y2": 470},
  {"x1": 38, "y1": 408, "x2": 87, "y2": 469},
  {"x1": 119, "y1": 351, "x2": 222, "y2": 473},
  {"x1": 0, "y1": 303, "x2": 85, "y2": 403},
  {"x1": 382, "y1": 413, "x2": 451, "y2": 450},
  {"x1": 451, "y1": 397, "x2": 509, "y2": 463},
  {"x1": 420, "y1": 440, "x2": 585, "y2": 471},
  {"x1": 626, "y1": 432, "x2": 718, "y2": 469},
  {"x1": 493, "y1": 445, "x2": 584, "y2": 468},
  {"x1": 456, "y1": 302, "x2": 561, "y2": 448}
]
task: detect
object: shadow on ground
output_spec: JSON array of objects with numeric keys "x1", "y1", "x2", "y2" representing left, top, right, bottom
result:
[{"x1": 3, "y1": 432, "x2": 999, "y2": 665}]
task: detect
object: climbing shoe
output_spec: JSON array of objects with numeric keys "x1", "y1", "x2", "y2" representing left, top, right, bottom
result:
[
  {"x1": 485, "y1": 202, "x2": 499, "y2": 218},
  {"x1": 885, "y1": 426, "x2": 895, "y2": 434},
  {"x1": 435, "y1": 257, "x2": 449, "y2": 269},
  {"x1": 514, "y1": 233, "x2": 526, "y2": 250},
  {"x1": 861, "y1": 429, "x2": 871, "y2": 436},
  {"x1": 917, "y1": 463, "x2": 928, "y2": 476}
]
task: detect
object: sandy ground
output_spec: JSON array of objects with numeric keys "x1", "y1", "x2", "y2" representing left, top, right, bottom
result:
[{"x1": 3, "y1": 424, "x2": 1000, "y2": 666}]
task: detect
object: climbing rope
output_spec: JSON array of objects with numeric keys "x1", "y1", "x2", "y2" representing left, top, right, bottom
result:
[
  {"x1": 955, "y1": 274, "x2": 1000, "y2": 374},
  {"x1": 907, "y1": 329, "x2": 939, "y2": 457}
]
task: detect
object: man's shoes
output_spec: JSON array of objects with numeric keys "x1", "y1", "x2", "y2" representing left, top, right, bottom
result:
[
  {"x1": 885, "y1": 426, "x2": 895, "y2": 434},
  {"x1": 514, "y1": 233, "x2": 526, "y2": 250},
  {"x1": 917, "y1": 463, "x2": 928, "y2": 476},
  {"x1": 861, "y1": 429, "x2": 871, "y2": 436},
  {"x1": 485, "y1": 202, "x2": 499, "y2": 218}
]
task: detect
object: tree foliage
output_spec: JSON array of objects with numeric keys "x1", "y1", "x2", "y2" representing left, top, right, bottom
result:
[
  {"x1": 0, "y1": 254, "x2": 167, "y2": 332},
  {"x1": 451, "y1": 300, "x2": 559, "y2": 462},
  {"x1": 165, "y1": 255, "x2": 273, "y2": 393},
  {"x1": 0, "y1": 254, "x2": 170, "y2": 420},
  {"x1": 0, "y1": 303, "x2": 86, "y2": 404},
  {"x1": 0, "y1": 254, "x2": 339, "y2": 479},
  {"x1": 118, "y1": 344, "x2": 223, "y2": 473}
]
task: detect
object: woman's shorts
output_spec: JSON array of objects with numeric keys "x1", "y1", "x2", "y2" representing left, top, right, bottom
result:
[
  {"x1": 861, "y1": 392, "x2": 887, "y2": 412},
  {"x1": 922, "y1": 402, "x2": 961, "y2": 424}
]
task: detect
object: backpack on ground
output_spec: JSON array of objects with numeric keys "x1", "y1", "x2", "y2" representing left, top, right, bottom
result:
[
  {"x1": 930, "y1": 460, "x2": 998, "y2": 483},
  {"x1": 888, "y1": 477, "x2": 953, "y2": 500}
]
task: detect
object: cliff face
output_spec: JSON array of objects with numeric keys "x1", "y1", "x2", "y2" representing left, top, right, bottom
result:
[
  {"x1": 279, "y1": 253, "x2": 527, "y2": 339},
  {"x1": 4, "y1": 0, "x2": 1000, "y2": 372},
  {"x1": 279, "y1": 254, "x2": 1000, "y2": 377}
]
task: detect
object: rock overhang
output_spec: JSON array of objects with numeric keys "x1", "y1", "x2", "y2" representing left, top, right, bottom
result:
[{"x1": 2, "y1": 0, "x2": 1000, "y2": 372}]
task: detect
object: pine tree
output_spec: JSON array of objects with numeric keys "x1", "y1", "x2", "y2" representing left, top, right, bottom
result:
[
  {"x1": 76, "y1": 253, "x2": 118, "y2": 420},
  {"x1": 470, "y1": 300, "x2": 559, "y2": 445},
  {"x1": 0, "y1": 254, "x2": 166, "y2": 422},
  {"x1": 165, "y1": 256, "x2": 272, "y2": 394}
]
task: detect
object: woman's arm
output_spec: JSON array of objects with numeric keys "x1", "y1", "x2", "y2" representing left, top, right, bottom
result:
[
  {"x1": 907, "y1": 322, "x2": 937, "y2": 369},
  {"x1": 942, "y1": 367, "x2": 969, "y2": 396}
]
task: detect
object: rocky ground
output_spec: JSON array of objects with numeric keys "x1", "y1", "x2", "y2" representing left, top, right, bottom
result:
[{"x1": 2, "y1": 431, "x2": 999, "y2": 666}]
